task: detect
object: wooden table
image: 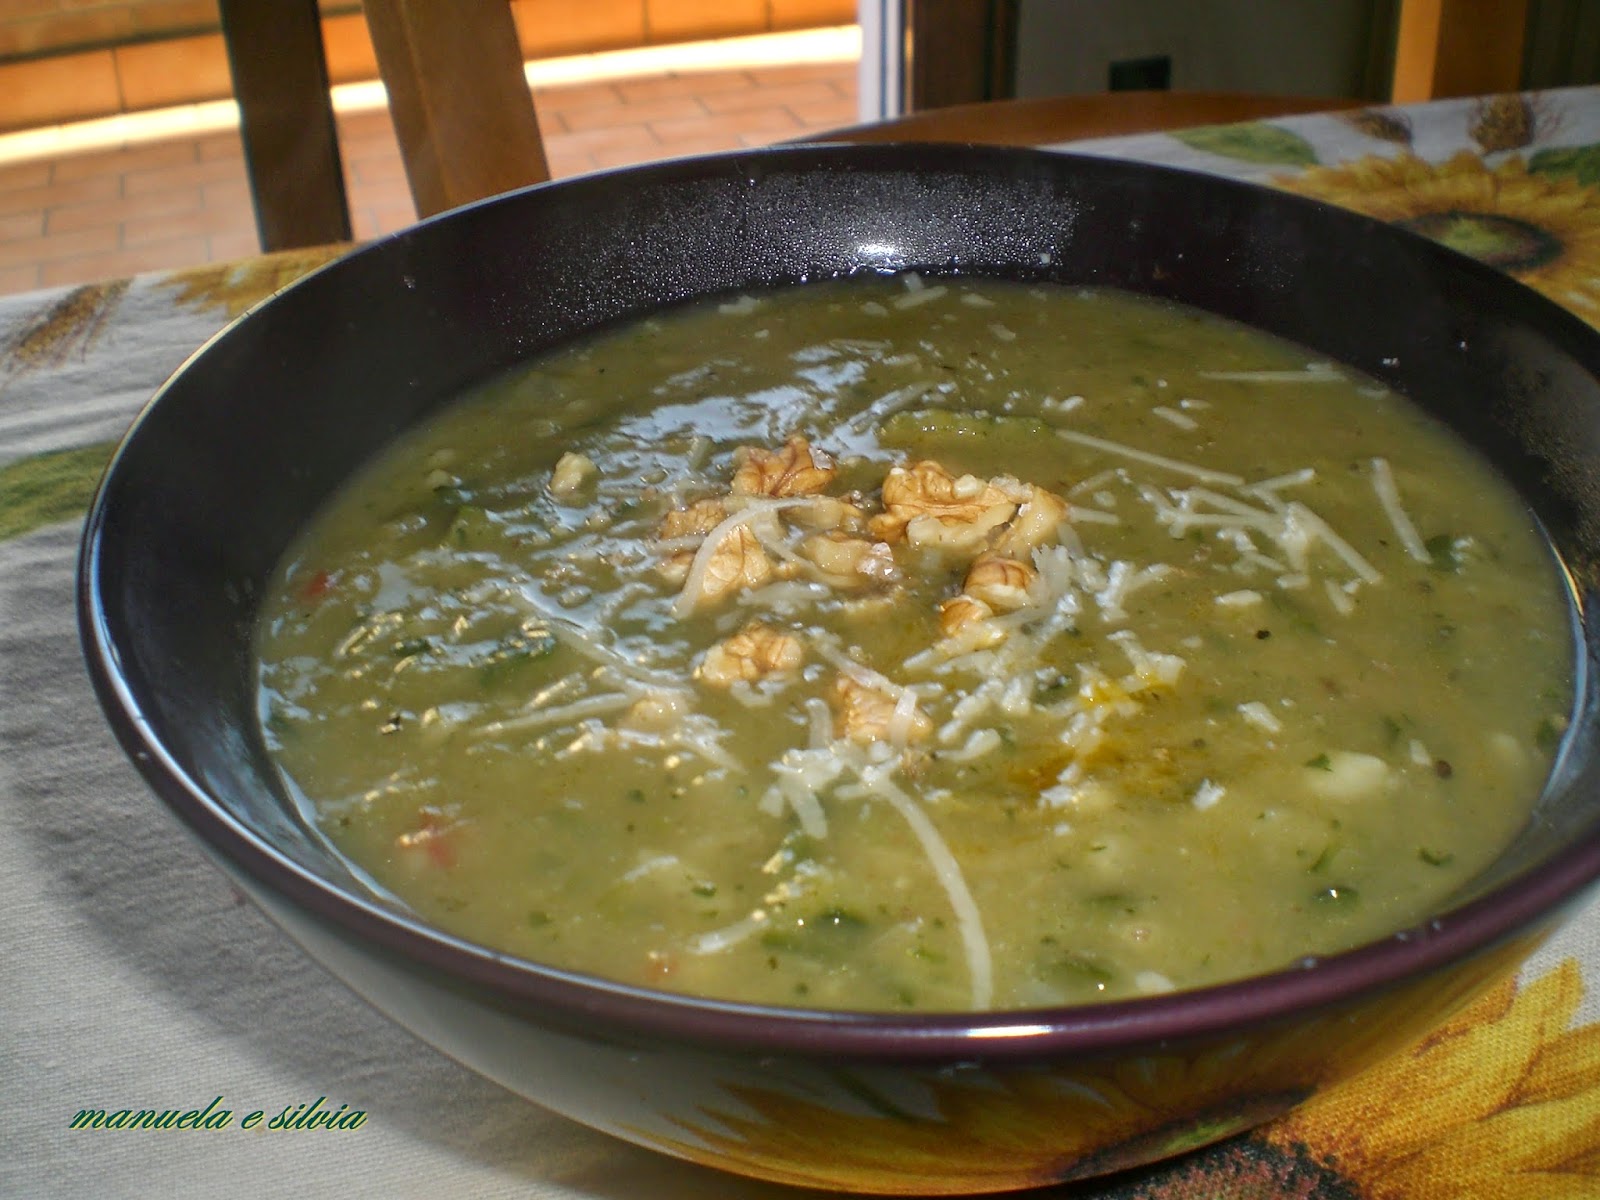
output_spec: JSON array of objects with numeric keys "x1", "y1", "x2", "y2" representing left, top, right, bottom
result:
[{"x1": 817, "y1": 90, "x2": 1358, "y2": 147}]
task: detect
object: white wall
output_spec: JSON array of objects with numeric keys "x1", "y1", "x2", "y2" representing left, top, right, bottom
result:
[{"x1": 1014, "y1": 0, "x2": 1382, "y2": 98}]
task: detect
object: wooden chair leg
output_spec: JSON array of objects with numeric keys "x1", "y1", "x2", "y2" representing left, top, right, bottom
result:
[
  {"x1": 1392, "y1": 0, "x2": 1530, "y2": 101},
  {"x1": 362, "y1": 0, "x2": 551, "y2": 218},
  {"x1": 219, "y1": 0, "x2": 352, "y2": 251}
]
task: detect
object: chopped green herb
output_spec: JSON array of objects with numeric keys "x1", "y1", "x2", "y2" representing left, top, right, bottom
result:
[
  {"x1": 1305, "y1": 753, "x2": 1332, "y2": 771},
  {"x1": 1380, "y1": 714, "x2": 1405, "y2": 746},
  {"x1": 478, "y1": 628, "x2": 557, "y2": 685},
  {"x1": 1085, "y1": 892, "x2": 1140, "y2": 914},
  {"x1": 814, "y1": 907, "x2": 868, "y2": 930},
  {"x1": 1536, "y1": 715, "x2": 1567, "y2": 752},
  {"x1": 1046, "y1": 953, "x2": 1116, "y2": 987},
  {"x1": 1426, "y1": 533, "x2": 1461, "y2": 572},
  {"x1": 1418, "y1": 848, "x2": 1454, "y2": 867}
]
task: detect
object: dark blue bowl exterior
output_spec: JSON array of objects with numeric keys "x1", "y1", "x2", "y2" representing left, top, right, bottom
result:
[{"x1": 78, "y1": 144, "x2": 1600, "y2": 1191}]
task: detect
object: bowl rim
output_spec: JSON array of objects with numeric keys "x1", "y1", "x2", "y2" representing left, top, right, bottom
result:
[{"x1": 77, "y1": 140, "x2": 1600, "y2": 1061}]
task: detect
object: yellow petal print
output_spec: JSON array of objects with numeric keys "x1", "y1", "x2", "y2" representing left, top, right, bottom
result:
[
  {"x1": 1, "y1": 280, "x2": 128, "y2": 383},
  {"x1": 1265, "y1": 960, "x2": 1600, "y2": 1198},
  {"x1": 1276, "y1": 152, "x2": 1600, "y2": 320},
  {"x1": 639, "y1": 939, "x2": 1538, "y2": 1193},
  {"x1": 1519, "y1": 1021, "x2": 1600, "y2": 1103},
  {"x1": 163, "y1": 245, "x2": 345, "y2": 319}
]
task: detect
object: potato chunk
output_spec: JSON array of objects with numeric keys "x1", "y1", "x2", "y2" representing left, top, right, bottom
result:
[
  {"x1": 548, "y1": 452, "x2": 598, "y2": 501},
  {"x1": 800, "y1": 531, "x2": 900, "y2": 588}
]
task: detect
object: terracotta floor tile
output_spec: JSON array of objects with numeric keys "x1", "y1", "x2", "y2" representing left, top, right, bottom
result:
[
  {"x1": 50, "y1": 138, "x2": 198, "y2": 184},
  {"x1": 0, "y1": 224, "x2": 120, "y2": 269},
  {"x1": 614, "y1": 68, "x2": 754, "y2": 103},
  {"x1": 587, "y1": 145, "x2": 667, "y2": 170},
  {"x1": 334, "y1": 109, "x2": 401, "y2": 138},
  {"x1": 345, "y1": 177, "x2": 414, "y2": 212},
  {"x1": 0, "y1": 173, "x2": 120, "y2": 219},
  {"x1": 0, "y1": 260, "x2": 40, "y2": 293},
  {"x1": 195, "y1": 131, "x2": 245, "y2": 162},
  {"x1": 0, "y1": 210, "x2": 43, "y2": 241},
  {"x1": 350, "y1": 153, "x2": 411, "y2": 187},
  {"x1": 0, "y1": 47, "x2": 860, "y2": 300},
  {"x1": 560, "y1": 93, "x2": 709, "y2": 133},
  {"x1": 531, "y1": 80, "x2": 626, "y2": 114},
  {"x1": 206, "y1": 228, "x2": 262, "y2": 263},
  {"x1": 702, "y1": 80, "x2": 844, "y2": 116},
  {"x1": 46, "y1": 186, "x2": 200, "y2": 235},
  {"x1": 39, "y1": 234, "x2": 211, "y2": 288},
  {"x1": 122, "y1": 201, "x2": 253, "y2": 247},
  {"x1": 0, "y1": 159, "x2": 54, "y2": 192},
  {"x1": 546, "y1": 148, "x2": 600, "y2": 178},
  {"x1": 352, "y1": 202, "x2": 418, "y2": 241},
  {"x1": 338, "y1": 130, "x2": 404, "y2": 166},
  {"x1": 747, "y1": 61, "x2": 858, "y2": 88},
  {"x1": 791, "y1": 97, "x2": 860, "y2": 132},
  {"x1": 545, "y1": 125, "x2": 663, "y2": 160},
  {"x1": 123, "y1": 156, "x2": 248, "y2": 197},
  {"x1": 200, "y1": 178, "x2": 253, "y2": 210},
  {"x1": 653, "y1": 107, "x2": 801, "y2": 144}
]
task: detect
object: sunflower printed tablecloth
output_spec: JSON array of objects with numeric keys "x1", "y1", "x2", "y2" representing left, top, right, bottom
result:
[{"x1": 5, "y1": 88, "x2": 1600, "y2": 1199}]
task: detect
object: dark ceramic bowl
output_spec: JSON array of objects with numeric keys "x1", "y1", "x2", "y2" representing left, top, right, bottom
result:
[{"x1": 79, "y1": 145, "x2": 1600, "y2": 1194}]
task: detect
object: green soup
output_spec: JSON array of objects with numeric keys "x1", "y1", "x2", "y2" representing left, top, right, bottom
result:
[{"x1": 256, "y1": 277, "x2": 1574, "y2": 1012}]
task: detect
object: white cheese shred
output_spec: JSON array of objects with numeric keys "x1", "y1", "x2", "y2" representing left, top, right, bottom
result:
[
  {"x1": 1056, "y1": 429, "x2": 1244, "y2": 486},
  {"x1": 1369, "y1": 457, "x2": 1432, "y2": 564},
  {"x1": 1238, "y1": 701, "x2": 1282, "y2": 733},
  {"x1": 1151, "y1": 405, "x2": 1198, "y2": 431},
  {"x1": 671, "y1": 497, "x2": 819, "y2": 618}
]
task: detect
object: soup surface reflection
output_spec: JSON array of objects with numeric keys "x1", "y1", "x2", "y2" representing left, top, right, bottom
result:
[{"x1": 257, "y1": 278, "x2": 1574, "y2": 1011}]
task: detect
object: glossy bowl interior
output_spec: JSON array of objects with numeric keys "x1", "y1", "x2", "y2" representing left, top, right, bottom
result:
[{"x1": 79, "y1": 144, "x2": 1600, "y2": 1193}]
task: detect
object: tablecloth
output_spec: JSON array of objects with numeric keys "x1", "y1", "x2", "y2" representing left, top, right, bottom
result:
[{"x1": 6, "y1": 87, "x2": 1600, "y2": 1199}]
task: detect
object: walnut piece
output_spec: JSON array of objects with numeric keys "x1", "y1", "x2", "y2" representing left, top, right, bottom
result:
[
  {"x1": 620, "y1": 690, "x2": 691, "y2": 732},
  {"x1": 658, "y1": 497, "x2": 728, "y2": 540},
  {"x1": 831, "y1": 674, "x2": 932, "y2": 745},
  {"x1": 937, "y1": 594, "x2": 1006, "y2": 649},
  {"x1": 993, "y1": 484, "x2": 1069, "y2": 557},
  {"x1": 685, "y1": 523, "x2": 773, "y2": 609},
  {"x1": 869, "y1": 460, "x2": 1022, "y2": 551},
  {"x1": 963, "y1": 553, "x2": 1037, "y2": 612},
  {"x1": 699, "y1": 623, "x2": 804, "y2": 688},
  {"x1": 732, "y1": 436, "x2": 837, "y2": 498}
]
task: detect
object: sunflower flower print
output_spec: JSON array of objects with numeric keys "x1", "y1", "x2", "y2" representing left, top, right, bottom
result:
[{"x1": 1276, "y1": 151, "x2": 1600, "y2": 320}]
